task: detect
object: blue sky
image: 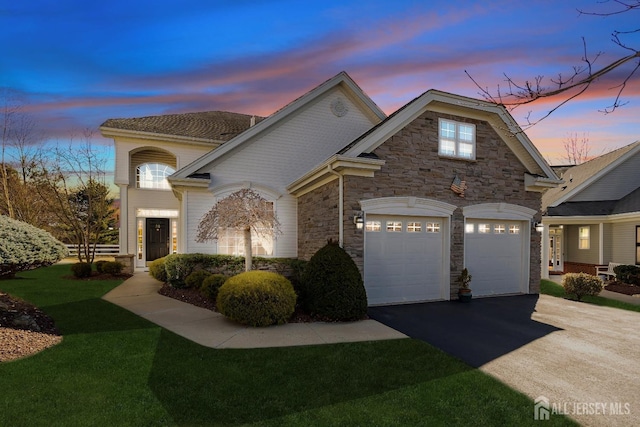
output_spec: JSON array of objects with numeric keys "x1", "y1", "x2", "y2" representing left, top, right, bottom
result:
[{"x1": 1, "y1": 0, "x2": 639, "y2": 170}]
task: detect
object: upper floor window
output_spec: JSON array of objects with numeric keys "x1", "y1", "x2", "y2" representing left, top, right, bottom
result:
[
  {"x1": 439, "y1": 119, "x2": 475, "y2": 160},
  {"x1": 137, "y1": 163, "x2": 175, "y2": 190}
]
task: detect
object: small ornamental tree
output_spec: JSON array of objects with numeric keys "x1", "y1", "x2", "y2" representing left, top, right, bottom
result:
[
  {"x1": 196, "y1": 189, "x2": 280, "y2": 271},
  {"x1": 0, "y1": 215, "x2": 68, "y2": 278}
]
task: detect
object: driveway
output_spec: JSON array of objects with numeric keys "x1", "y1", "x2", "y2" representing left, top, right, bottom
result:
[{"x1": 369, "y1": 295, "x2": 640, "y2": 426}]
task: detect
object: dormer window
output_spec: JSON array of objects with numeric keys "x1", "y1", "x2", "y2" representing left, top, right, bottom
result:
[
  {"x1": 439, "y1": 118, "x2": 475, "y2": 160},
  {"x1": 136, "y1": 163, "x2": 175, "y2": 190}
]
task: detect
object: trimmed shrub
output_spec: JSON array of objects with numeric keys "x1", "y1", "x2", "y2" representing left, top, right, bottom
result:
[
  {"x1": 95, "y1": 260, "x2": 108, "y2": 273},
  {"x1": 71, "y1": 262, "x2": 93, "y2": 278},
  {"x1": 300, "y1": 240, "x2": 368, "y2": 321},
  {"x1": 562, "y1": 273, "x2": 604, "y2": 301},
  {"x1": 0, "y1": 215, "x2": 68, "y2": 278},
  {"x1": 216, "y1": 271, "x2": 296, "y2": 327},
  {"x1": 200, "y1": 274, "x2": 228, "y2": 301},
  {"x1": 102, "y1": 261, "x2": 124, "y2": 275},
  {"x1": 162, "y1": 253, "x2": 304, "y2": 288},
  {"x1": 149, "y1": 257, "x2": 168, "y2": 283},
  {"x1": 613, "y1": 264, "x2": 640, "y2": 284},
  {"x1": 185, "y1": 270, "x2": 212, "y2": 289}
]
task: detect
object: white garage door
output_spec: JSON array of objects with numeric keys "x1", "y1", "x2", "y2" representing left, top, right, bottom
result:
[
  {"x1": 465, "y1": 220, "x2": 526, "y2": 296},
  {"x1": 364, "y1": 215, "x2": 445, "y2": 305}
]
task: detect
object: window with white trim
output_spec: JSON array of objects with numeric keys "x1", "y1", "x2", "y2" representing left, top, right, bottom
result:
[
  {"x1": 439, "y1": 119, "x2": 475, "y2": 160},
  {"x1": 387, "y1": 221, "x2": 402, "y2": 232},
  {"x1": 407, "y1": 222, "x2": 422, "y2": 232},
  {"x1": 136, "y1": 163, "x2": 175, "y2": 190},
  {"x1": 578, "y1": 226, "x2": 590, "y2": 250}
]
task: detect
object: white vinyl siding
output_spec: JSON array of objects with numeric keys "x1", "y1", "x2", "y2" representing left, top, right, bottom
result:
[
  {"x1": 570, "y1": 152, "x2": 640, "y2": 202},
  {"x1": 611, "y1": 222, "x2": 639, "y2": 265},
  {"x1": 565, "y1": 224, "x2": 600, "y2": 264}
]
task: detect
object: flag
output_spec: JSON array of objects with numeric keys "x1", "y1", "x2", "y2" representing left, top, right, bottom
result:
[{"x1": 450, "y1": 175, "x2": 467, "y2": 197}]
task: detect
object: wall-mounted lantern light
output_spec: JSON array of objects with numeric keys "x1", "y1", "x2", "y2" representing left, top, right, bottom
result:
[
  {"x1": 533, "y1": 221, "x2": 544, "y2": 233},
  {"x1": 353, "y1": 212, "x2": 364, "y2": 230}
]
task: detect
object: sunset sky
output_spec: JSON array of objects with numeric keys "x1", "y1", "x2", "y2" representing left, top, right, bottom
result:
[{"x1": 2, "y1": 0, "x2": 639, "y2": 172}]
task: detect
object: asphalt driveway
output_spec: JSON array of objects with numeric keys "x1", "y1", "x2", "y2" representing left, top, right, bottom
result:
[{"x1": 369, "y1": 294, "x2": 640, "y2": 426}]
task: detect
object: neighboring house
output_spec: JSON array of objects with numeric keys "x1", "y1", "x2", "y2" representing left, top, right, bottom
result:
[
  {"x1": 541, "y1": 140, "x2": 640, "y2": 278},
  {"x1": 101, "y1": 71, "x2": 560, "y2": 305}
]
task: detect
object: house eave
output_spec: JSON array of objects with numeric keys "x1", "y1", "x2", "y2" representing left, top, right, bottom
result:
[
  {"x1": 167, "y1": 176, "x2": 211, "y2": 188},
  {"x1": 543, "y1": 210, "x2": 640, "y2": 224},
  {"x1": 287, "y1": 155, "x2": 385, "y2": 197},
  {"x1": 525, "y1": 173, "x2": 563, "y2": 192},
  {"x1": 99, "y1": 126, "x2": 222, "y2": 147}
]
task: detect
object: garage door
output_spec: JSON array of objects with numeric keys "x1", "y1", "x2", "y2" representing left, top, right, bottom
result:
[
  {"x1": 364, "y1": 215, "x2": 445, "y2": 305},
  {"x1": 464, "y1": 220, "x2": 526, "y2": 296}
]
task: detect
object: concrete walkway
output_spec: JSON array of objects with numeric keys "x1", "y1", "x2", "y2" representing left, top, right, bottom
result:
[
  {"x1": 102, "y1": 272, "x2": 406, "y2": 349},
  {"x1": 548, "y1": 274, "x2": 640, "y2": 305}
]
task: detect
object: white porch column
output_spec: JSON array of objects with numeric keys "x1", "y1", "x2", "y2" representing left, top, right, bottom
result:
[
  {"x1": 598, "y1": 222, "x2": 604, "y2": 265},
  {"x1": 541, "y1": 223, "x2": 550, "y2": 279},
  {"x1": 118, "y1": 184, "x2": 129, "y2": 255}
]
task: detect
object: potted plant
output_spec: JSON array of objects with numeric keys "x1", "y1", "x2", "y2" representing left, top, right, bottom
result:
[{"x1": 457, "y1": 268, "x2": 472, "y2": 302}]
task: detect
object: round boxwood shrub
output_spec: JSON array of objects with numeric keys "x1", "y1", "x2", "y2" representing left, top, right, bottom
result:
[
  {"x1": 200, "y1": 274, "x2": 228, "y2": 301},
  {"x1": 562, "y1": 273, "x2": 604, "y2": 301},
  {"x1": 102, "y1": 261, "x2": 123, "y2": 275},
  {"x1": 95, "y1": 260, "x2": 108, "y2": 273},
  {"x1": 300, "y1": 240, "x2": 368, "y2": 321},
  {"x1": 71, "y1": 262, "x2": 93, "y2": 278},
  {"x1": 184, "y1": 270, "x2": 212, "y2": 289},
  {"x1": 149, "y1": 256, "x2": 168, "y2": 283},
  {"x1": 613, "y1": 264, "x2": 640, "y2": 284},
  {"x1": 216, "y1": 271, "x2": 296, "y2": 327}
]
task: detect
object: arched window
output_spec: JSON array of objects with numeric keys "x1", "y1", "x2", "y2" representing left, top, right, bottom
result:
[{"x1": 136, "y1": 163, "x2": 175, "y2": 190}]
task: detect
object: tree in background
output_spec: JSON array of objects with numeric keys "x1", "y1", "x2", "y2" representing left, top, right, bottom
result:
[
  {"x1": 563, "y1": 132, "x2": 591, "y2": 165},
  {"x1": 32, "y1": 131, "x2": 115, "y2": 263},
  {"x1": 468, "y1": 1, "x2": 639, "y2": 128},
  {"x1": 196, "y1": 189, "x2": 280, "y2": 271}
]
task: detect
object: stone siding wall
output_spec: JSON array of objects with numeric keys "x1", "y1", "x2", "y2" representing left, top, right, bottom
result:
[
  {"x1": 341, "y1": 110, "x2": 542, "y2": 297},
  {"x1": 298, "y1": 108, "x2": 541, "y2": 297},
  {"x1": 297, "y1": 179, "x2": 340, "y2": 261}
]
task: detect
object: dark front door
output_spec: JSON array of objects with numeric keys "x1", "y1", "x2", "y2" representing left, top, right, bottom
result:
[{"x1": 146, "y1": 218, "x2": 170, "y2": 262}]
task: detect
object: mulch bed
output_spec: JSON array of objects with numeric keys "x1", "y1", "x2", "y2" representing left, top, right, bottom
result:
[
  {"x1": 158, "y1": 284, "x2": 323, "y2": 323},
  {"x1": 604, "y1": 281, "x2": 640, "y2": 296}
]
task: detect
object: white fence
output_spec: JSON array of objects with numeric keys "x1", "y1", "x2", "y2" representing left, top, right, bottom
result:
[{"x1": 65, "y1": 244, "x2": 119, "y2": 257}]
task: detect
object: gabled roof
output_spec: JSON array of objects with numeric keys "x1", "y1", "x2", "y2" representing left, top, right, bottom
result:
[
  {"x1": 339, "y1": 88, "x2": 559, "y2": 185},
  {"x1": 100, "y1": 111, "x2": 264, "y2": 144},
  {"x1": 171, "y1": 71, "x2": 387, "y2": 181},
  {"x1": 542, "y1": 140, "x2": 640, "y2": 210}
]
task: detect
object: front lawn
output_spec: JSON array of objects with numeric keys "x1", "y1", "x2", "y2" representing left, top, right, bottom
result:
[
  {"x1": 0, "y1": 265, "x2": 575, "y2": 426},
  {"x1": 541, "y1": 279, "x2": 640, "y2": 313}
]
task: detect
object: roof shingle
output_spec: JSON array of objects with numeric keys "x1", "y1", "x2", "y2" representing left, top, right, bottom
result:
[{"x1": 101, "y1": 111, "x2": 264, "y2": 142}]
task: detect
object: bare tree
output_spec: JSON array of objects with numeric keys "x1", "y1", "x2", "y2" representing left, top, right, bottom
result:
[
  {"x1": 563, "y1": 132, "x2": 591, "y2": 164},
  {"x1": 467, "y1": 1, "x2": 640, "y2": 128},
  {"x1": 196, "y1": 189, "x2": 280, "y2": 271},
  {"x1": 32, "y1": 130, "x2": 114, "y2": 263}
]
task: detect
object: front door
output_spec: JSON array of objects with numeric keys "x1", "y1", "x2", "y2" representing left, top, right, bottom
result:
[
  {"x1": 549, "y1": 234, "x2": 563, "y2": 272},
  {"x1": 146, "y1": 218, "x2": 170, "y2": 262}
]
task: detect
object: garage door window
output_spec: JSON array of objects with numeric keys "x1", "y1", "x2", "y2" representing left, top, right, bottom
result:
[
  {"x1": 478, "y1": 224, "x2": 491, "y2": 234},
  {"x1": 365, "y1": 221, "x2": 381, "y2": 232},
  {"x1": 465, "y1": 223, "x2": 474, "y2": 233},
  {"x1": 387, "y1": 221, "x2": 403, "y2": 232},
  {"x1": 509, "y1": 225, "x2": 520, "y2": 234},
  {"x1": 426, "y1": 222, "x2": 440, "y2": 233},
  {"x1": 494, "y1": 224, "x2": 506, "y2": 234},
  {"x1": 407, "y1": 222, "x2": 422, "y2": 232}
]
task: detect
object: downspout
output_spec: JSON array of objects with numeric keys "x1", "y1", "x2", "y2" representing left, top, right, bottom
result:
[{"x1": 327, "y1": 164, "x2": 344, "y2": 247}]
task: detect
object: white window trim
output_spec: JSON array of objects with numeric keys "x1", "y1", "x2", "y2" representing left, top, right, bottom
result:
[
  {"x1": 438, "y1": 118, "x2": 476, "y2": 160},
  {"x1": 578, "y1": 226, "x2": 590, "y2": 250}
]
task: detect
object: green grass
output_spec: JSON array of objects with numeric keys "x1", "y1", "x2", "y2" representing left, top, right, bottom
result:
[
  {"x1": 541, "y1": 279, "x2": 640, "y2": 313},
  {"x1": 0, "y1": 265, "x2": 576, "y2": 426}
]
